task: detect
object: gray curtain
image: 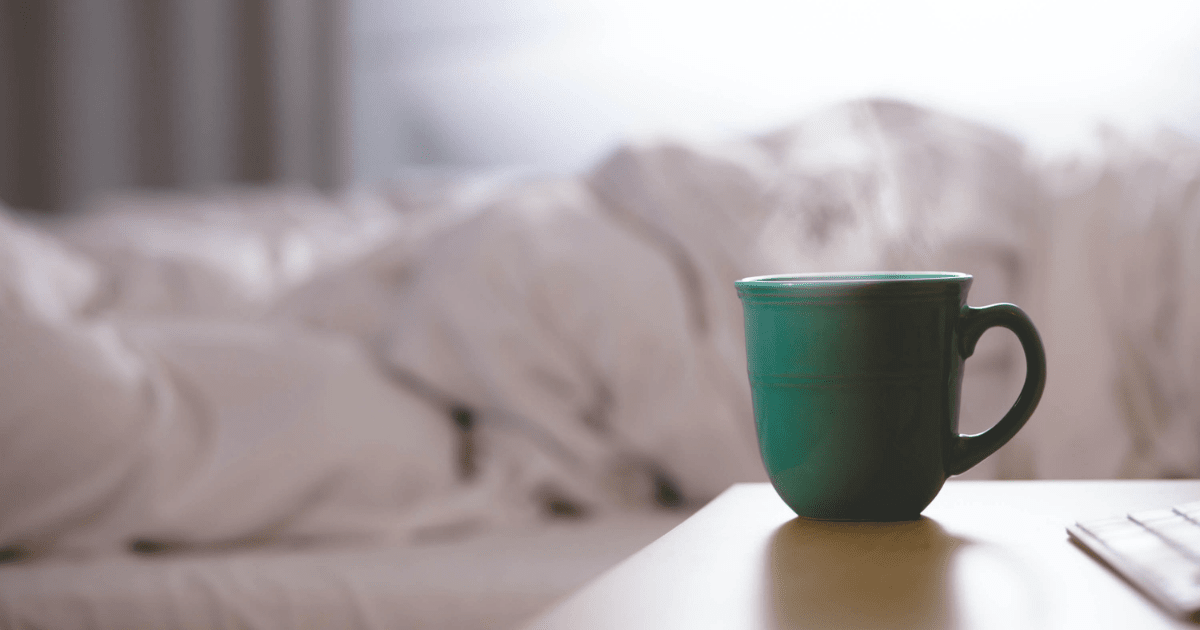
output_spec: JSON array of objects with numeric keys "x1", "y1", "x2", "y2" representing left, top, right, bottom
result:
[{"x1": 0, "y1": 0, "x2": 348, "y2": 214}]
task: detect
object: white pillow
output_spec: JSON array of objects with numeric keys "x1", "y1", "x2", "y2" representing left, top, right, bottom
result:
[{"x1": 0, "y1": 208, "x2": 146, "y2": 555}]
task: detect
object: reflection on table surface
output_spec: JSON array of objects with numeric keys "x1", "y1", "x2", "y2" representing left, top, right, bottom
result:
[{"x1": 769, "y1": 517, "x2": 967, "y2": 629}]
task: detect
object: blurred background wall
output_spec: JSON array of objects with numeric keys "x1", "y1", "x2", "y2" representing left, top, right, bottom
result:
[{"x1": 2, "y1": 0, "x2": 1199, "y2": 212}]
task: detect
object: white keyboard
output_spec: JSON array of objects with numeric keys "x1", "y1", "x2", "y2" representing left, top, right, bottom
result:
[{"x1": 1068, "y1": 500, "x2": 1200, "y2": 620}]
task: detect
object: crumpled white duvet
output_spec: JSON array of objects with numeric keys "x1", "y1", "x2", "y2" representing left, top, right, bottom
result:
[
  {"x1": 0, "y1": 200, "x2": 462, "y2": 557},
  {"x1": 1, "y1": 100, "x2": 1198, "y2": 560}
]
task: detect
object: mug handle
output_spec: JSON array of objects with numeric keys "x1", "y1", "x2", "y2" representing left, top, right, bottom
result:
[{"x1": 944, "y1": 303, "x2": 1047, "y2": 476}]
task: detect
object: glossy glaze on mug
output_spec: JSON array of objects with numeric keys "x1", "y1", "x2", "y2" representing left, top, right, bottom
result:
[{"x1": 735, "y1": 272, "x2": 1046, "y2": 521}]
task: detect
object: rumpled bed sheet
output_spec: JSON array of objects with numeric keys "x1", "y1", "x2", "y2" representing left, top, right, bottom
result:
[{"x1": 0, "y1": 512, "x2": 686, "y2": 629}]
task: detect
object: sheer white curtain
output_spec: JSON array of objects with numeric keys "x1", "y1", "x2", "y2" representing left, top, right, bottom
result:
[{"x1": 349, "y1": 0, "x2": 1200, "y2": 175}]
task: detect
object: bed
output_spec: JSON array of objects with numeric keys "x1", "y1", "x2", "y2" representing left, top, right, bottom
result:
[{"x1": 2, "y1": 99, "x2": 1198, "y2": 629}]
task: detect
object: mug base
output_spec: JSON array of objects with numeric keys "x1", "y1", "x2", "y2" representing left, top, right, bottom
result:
[{"x1": 791, "y1": 512, "x2": 923, "y2": 523}]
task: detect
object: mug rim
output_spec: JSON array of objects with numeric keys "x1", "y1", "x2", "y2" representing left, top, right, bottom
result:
[
  {"x1": 735, "y1": 271, "x2": 972, "y2": 298},
  {"x1": 737, "y1": 271, "x2": 970, "y2": 286}
]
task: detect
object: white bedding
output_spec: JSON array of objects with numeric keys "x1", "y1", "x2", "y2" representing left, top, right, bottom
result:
[
  {"x1": 1, "y1": 98, "x2": 1199, "y2": 627},
  {"x1": 0, "y1": 512, "x2": 687, "y2": 630}
]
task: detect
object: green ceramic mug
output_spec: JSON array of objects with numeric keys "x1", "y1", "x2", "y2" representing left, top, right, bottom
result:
[{"x1": 735, "y1": 272, "x2": 1046, "y2": 521}]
